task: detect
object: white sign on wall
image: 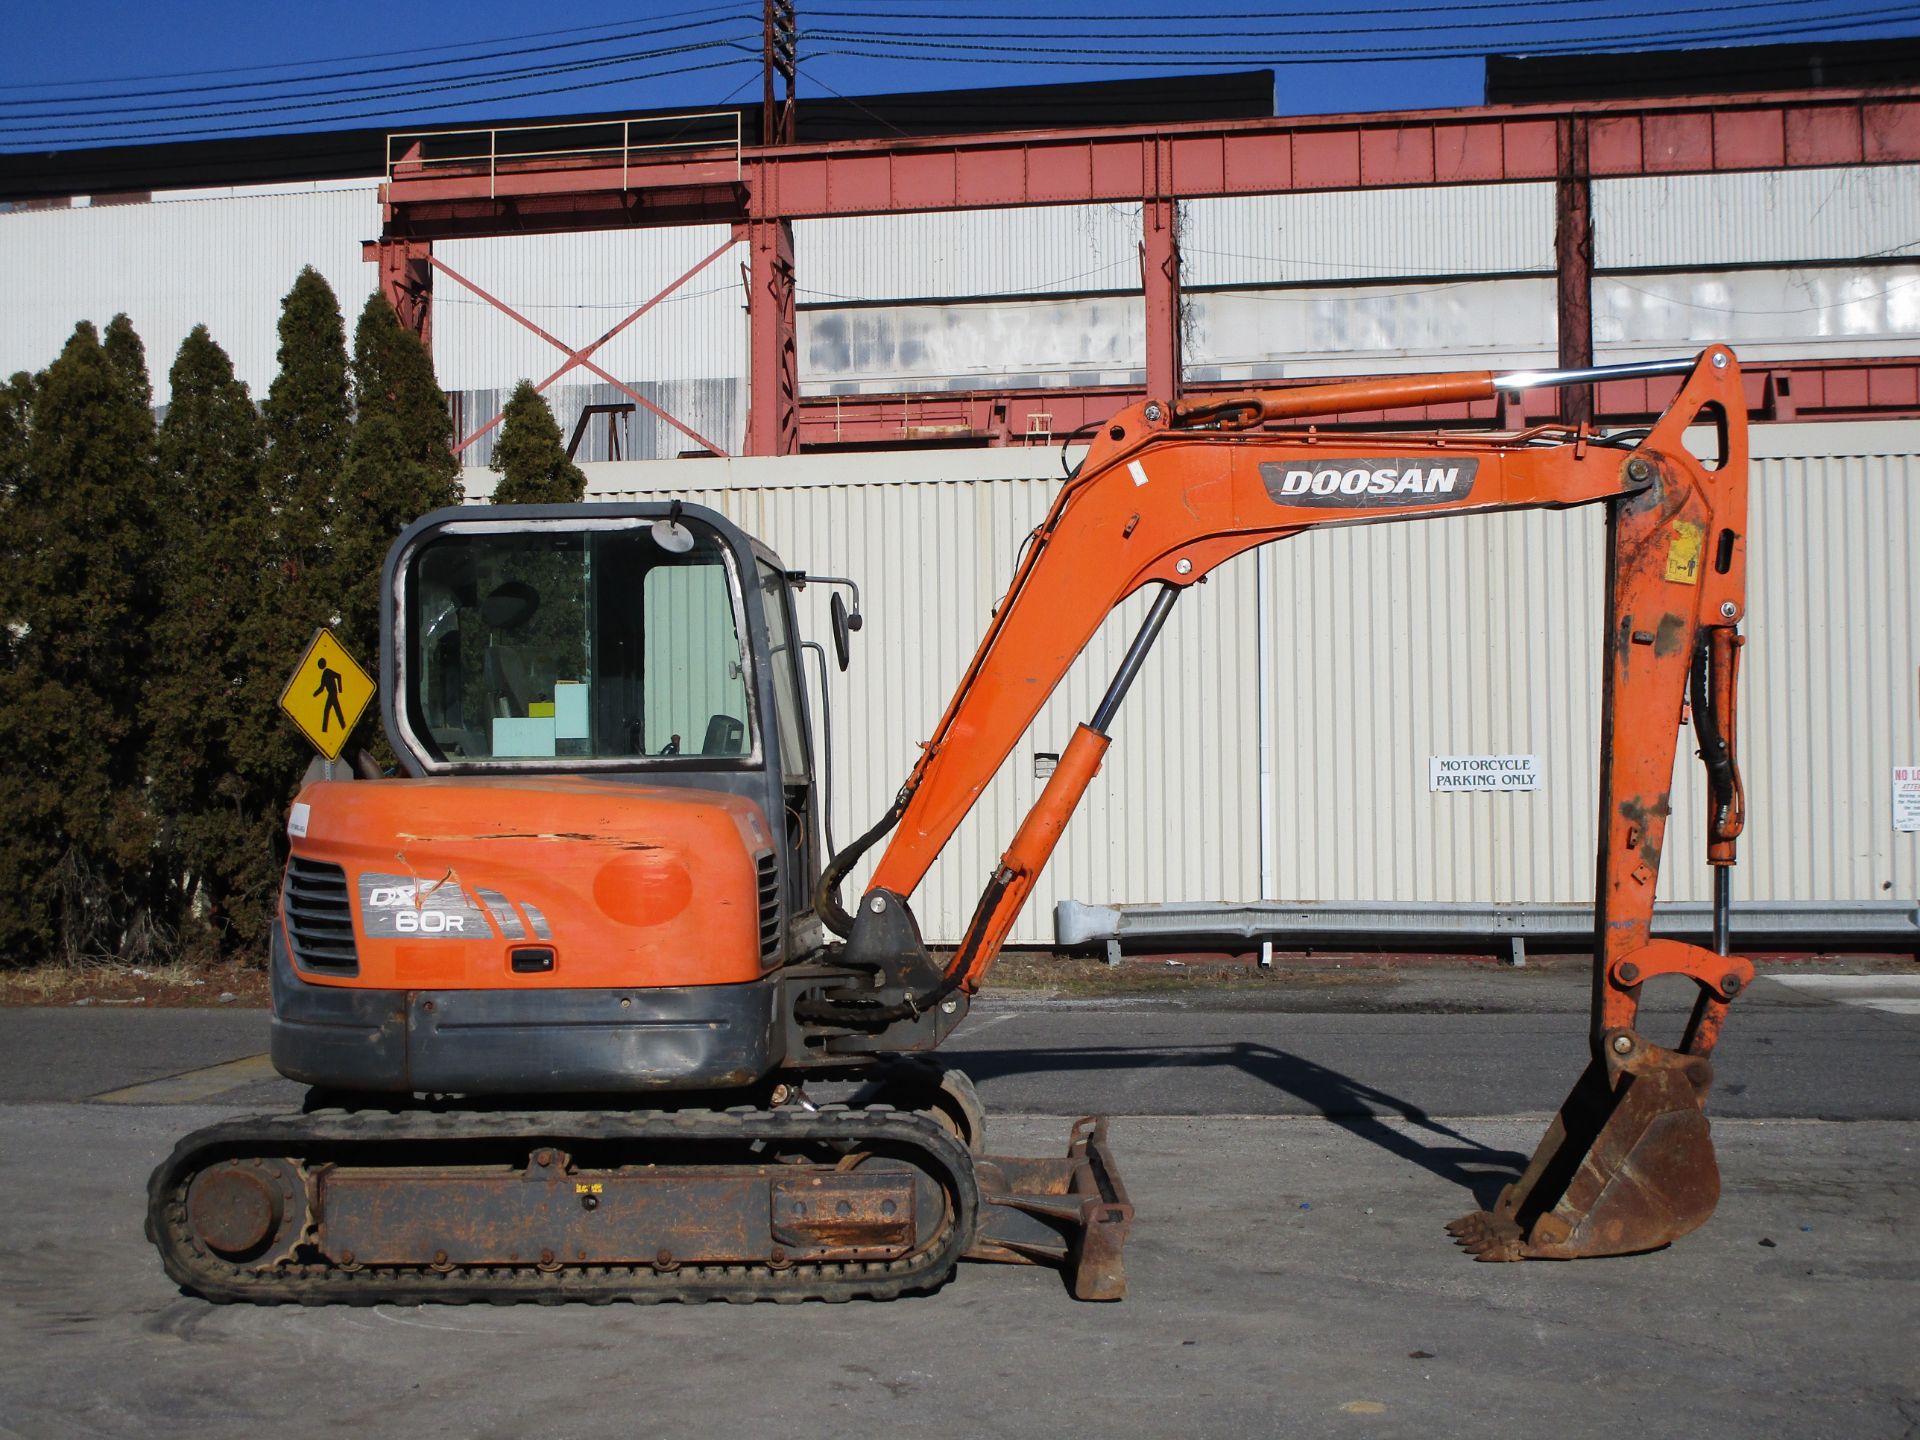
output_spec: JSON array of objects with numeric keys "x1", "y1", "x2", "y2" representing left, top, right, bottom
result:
[
  {"x1": 1430, "y1": 754, "x2": 1541, "y2": 792},
  {"x1": 1896, "y1": 766, "x2": 1920, "y2": 832}
]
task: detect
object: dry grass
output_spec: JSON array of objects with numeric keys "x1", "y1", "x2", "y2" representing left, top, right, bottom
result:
[{"x1": 0, "y1": 956, "x2": 271, "y2": 1008}]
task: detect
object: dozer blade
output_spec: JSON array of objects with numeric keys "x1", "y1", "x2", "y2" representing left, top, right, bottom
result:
[
  {"x1": 966, "y1": 1116, "x2": 1134, "y2": 1300},
  {"x1": 1447, "y1": 1043, "x2": 1720, "y2": 1261}
]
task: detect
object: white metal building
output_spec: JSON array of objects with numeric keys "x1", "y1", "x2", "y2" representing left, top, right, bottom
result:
[
  {"x1": 2, "y1": 136, "x2": 1916, "y2": 946},
  {"x1": 4, "y1": 165, "x2": 1916, "y2": 456}
]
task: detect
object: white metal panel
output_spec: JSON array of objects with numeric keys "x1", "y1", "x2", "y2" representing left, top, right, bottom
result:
[
  {"x1": 1596, "y1": 166, "x2": 1920, "y2": 270},
  {"x1": 433, "y1": 227, "x2": 745, "y2": 392},
  {"x1": 1594, "y1": 265, "x2": 1920, "y2": 364},
  {"x1": 1260, "y1": 421, "x2": 1920, "y2": 909},
  {"x1": 1262, "y1": 501, "x2": 1606, "y2": 904},
  {"x1": 1182, "y1": 184, "x2": 1555, "y2": 287},
  {"x1": 0, "y1": 187, "x2": 378, "y2": 405},
  {"x1": 1184, "y1": 277, "x2": 1557, "y2": 381},
  {"x1": 1726, "y1": 441, "x2": 1920, "y2": 906},
  {"x1": 800, "y1": 295, "x2": 1146, "y2": 395},
  {"x1": 796, "y1": 204, "x2": 1143, "y2": 303}
]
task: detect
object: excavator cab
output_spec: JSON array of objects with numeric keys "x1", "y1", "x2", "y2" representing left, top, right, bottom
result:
[{"x1": 269, "y1": 502, "x2": 835, "y2": 1095}]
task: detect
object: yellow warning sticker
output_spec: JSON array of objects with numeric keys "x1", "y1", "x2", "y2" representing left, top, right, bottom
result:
[
  {"x1": 278, "y1": 628, "x2": 376, "y2": 760},
  {"x1": 1664, "y1": 520, "x2": 1704, "y2": 585}
]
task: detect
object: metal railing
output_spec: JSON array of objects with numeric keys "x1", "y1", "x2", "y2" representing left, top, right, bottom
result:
[
  {"x1": 386, "y1": 112, "x2": 744, "y2": 197},
  {"x1": 1055, "y1": 898, "x2": 1920, "y2": 966}
]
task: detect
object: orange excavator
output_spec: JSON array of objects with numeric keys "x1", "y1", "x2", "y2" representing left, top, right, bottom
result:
[{"x1": 148, "y1": 346, "x2": 1752, "y2": 1301}]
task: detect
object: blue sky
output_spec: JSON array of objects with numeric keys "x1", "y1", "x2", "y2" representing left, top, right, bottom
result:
[{"x1": 1, "y1": 1, "x2": 1915, "y2": 152}]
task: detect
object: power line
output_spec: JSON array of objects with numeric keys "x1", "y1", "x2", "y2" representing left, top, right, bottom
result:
[
  {"x1": 5, "y1": 56, "x2": 762, "y2": 150},
  {"x1": 804, "y1": 7, "x2": 1920, "y2": 65},
  {"x1": 808, "y1": 0, "x2": 1843, "y2": 23},
  {"x1": 805, "y1": 0, "x2": 1860, "y2": 42},
  {"x1": 3, "y1": 38, "x2": 761, "y2": 134},
  {"x1": 0, "y1": 15, "x2": 760, "y2": 117},
  {"x1": 1, "y1": 2, "x2": 759, "y2": 90},
  {"x1": 0, "y1": 43, "x2": 758, "y2": 141}
]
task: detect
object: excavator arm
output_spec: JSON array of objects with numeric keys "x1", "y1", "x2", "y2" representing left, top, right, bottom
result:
[{"x1": 814, "y1": 346, "x2": 1753, "y2": 1262}]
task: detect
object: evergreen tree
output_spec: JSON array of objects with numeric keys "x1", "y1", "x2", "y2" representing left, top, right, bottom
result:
[
  {"x1": 350, "y1": 291, "x2": 460, "y2": 487},
  {"x1": 0, "y1": 323, "x2": 158, "y2": 962},
  {"x1": 261, "y1": 268, "x2": 351, "y2": 581},
  {"x1": 0, "y1": 369, "x2": 29, "y2": 501},
  {"x1": 255, "y1": 267, "x2": 352, "y2": 766},
  {"x1": 103, "y1": 312, "x2": 154, "y2": 418},
  {"x1": 489, "y1": 381, "x2": 586, "y2": 505},
  {"x1": 145, "y1": 326, "x2": 283, "y2": 954},
  {"x1": 0, "y1": 370, "x2": 41, "y2": 960},
  {"x1": 333, "y1": 294, "x2": 462, "y2": 666}
]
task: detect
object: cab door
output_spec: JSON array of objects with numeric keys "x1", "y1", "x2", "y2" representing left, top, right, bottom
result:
[{"x1": 755, "y1": 562, "x2": 820, "y2": 922}]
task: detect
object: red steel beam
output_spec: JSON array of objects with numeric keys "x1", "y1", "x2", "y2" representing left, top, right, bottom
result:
[
  {"x1": 1141, "y1": 195, "x2": 1181, "y2": 406},
  {"x1": 368, "y1": 238, "x2": 435, "y2": 347},
  {"x1": 1554, "y1": 118, "x2": 1595, "y2": 428},
  {"x1": 746, "y1": 217, "x2": 798, "y2": 455},
  {"x1": 382, "y1": 87, "x2": 1920, "y2": 239},
  {"x1": 792, "y1": 357, "x2": 1920, "y2": 450}
]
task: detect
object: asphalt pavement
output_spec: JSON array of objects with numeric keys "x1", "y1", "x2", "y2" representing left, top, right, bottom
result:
[{"x1": 0, "y1": 963, "x2": 1914, "y2": 1439}]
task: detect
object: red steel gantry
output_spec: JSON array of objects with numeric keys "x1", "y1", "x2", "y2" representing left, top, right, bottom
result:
[{"x1": 367, "y1": 85, "x2": 1920, "y2": 455}]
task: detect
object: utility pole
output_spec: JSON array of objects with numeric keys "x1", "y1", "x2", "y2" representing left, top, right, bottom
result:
[{"x1": 762, "y1": 0, "x2": 797, "y2": 148}]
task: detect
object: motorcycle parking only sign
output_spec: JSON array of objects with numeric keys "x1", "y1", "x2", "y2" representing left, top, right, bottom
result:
[{"x1": 1430, "y1": 754, "x2": 1541, "y2": 792}]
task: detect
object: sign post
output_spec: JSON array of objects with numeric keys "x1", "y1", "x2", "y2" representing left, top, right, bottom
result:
[{"x1": 278, "y1": 628, "x2": 376, "y2": 761}]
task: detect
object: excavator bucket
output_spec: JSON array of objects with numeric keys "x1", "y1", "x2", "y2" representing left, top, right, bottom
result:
[{"x1": 1447, "y1": 1043, "x2": 1720, "y2": 1261}]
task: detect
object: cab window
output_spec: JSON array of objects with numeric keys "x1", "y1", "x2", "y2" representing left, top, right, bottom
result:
[{"x1": 404, "y1": 523, "x2": 753, "y2": 764}]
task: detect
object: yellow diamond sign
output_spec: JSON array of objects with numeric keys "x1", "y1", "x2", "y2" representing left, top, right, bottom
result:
[{"x1": 279, "y1": 628, "x2": 376, "y2": 760}]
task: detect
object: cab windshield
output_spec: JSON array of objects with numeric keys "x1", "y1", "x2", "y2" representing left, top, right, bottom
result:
[{"x1": 403, "y1": 521, "x2": 754, "y2": 764}]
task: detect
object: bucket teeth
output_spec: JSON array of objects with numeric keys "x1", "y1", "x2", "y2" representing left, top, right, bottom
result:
[{"x1": 1444, "y1": 1210, "x2": 1526, "y2": 1262}]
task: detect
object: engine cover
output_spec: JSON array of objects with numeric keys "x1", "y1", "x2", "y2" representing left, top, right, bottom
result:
[{"x1": 281, "y1": 776, "x2": 778, "y2": 992}]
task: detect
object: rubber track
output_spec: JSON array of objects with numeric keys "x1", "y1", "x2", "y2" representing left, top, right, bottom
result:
[{"x1": 147, "y1": 1104, "x2": 980, "y2": 1305}]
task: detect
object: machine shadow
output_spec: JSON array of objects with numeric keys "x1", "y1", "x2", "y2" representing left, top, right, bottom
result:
[{"x1": 950, "y1": 1040, "x2": 1529, "y2": 1208}]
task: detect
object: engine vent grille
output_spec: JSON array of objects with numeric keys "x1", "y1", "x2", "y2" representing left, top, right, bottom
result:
[
  {"x1": 756, "y1": 851, "x2": 781, "y2": 964},
  {"x1": 283, "y1": 857, "x2": 359, "y2": 975}
]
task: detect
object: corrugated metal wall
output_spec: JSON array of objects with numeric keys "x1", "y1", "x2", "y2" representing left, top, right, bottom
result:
[
  {"x1": 0, "y1": 186, "x2": 375, "y2": 406},
  {"x1": 1592, "y1": 166, "x2": 1920, "y2": 365},
  {"x1": 795, "y1": 204, "x2": 1144, "y2": 301},
  {"x1": 1595, "y1": 166, "x2": 1920, "y2": 269},
  {"x1": 1181, "y1": 183, "x2": 1554, "y2": 285},
  {"x1": 5, "y1": 167, "x2": 1916, "y2": 415},
  {"x1": 433, "y1": 227, "x2": 746, "y2": 390},
  {"x1": 1592, "y1": 265, "x2": 1920, "y2": 365},
  {"x1": 463, "y1": 420, "x2": 1918, "y2": 942},
  {"x1": 1184, "y1": 277, "x2": 1557, "y2": 381}
]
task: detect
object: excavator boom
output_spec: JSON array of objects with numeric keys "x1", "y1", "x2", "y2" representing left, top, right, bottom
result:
[{"x1": 817, "y1": 347, "x2": 1752, "y2": 1261}]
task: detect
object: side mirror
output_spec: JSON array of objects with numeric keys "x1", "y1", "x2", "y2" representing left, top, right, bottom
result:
[{"x1": 829, "y1": 592, "x2": 858, "y2": 671}]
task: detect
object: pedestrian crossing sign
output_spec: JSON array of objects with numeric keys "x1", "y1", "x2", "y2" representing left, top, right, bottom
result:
[{"x1": 279, "y1": 628, "x2": 376, "y2": 760}]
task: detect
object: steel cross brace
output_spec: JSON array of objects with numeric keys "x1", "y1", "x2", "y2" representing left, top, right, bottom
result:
[{"x1": 436, "y1": 230, "x2": 742, "y2": 458}]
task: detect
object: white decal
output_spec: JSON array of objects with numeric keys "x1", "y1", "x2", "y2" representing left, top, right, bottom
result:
[
  {"x1": 394, "y1": 911, "x2": 466, "y2": 934},
  {"x1": 1128, "y1": 460, "x2": 1151, "y2": 487},
  {"x1": 287, "y1": 802, "x2": 310, "y2": 839}
]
